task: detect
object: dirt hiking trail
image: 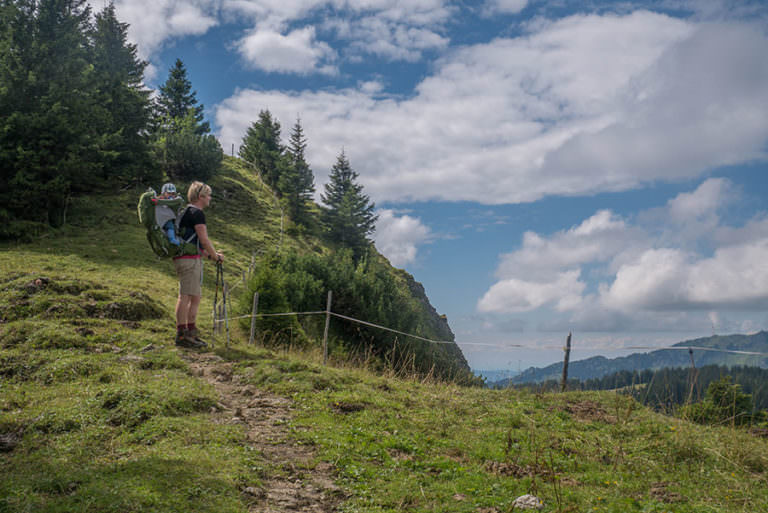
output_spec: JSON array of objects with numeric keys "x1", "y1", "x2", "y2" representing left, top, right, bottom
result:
[{"x1": 182, "y1": 351, "x2": 345, "y2": 513}]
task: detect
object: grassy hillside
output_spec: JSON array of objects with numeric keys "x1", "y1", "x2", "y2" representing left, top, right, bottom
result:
[{"x1": 2, "y1": 159, "x2": 768, "y2": 512}]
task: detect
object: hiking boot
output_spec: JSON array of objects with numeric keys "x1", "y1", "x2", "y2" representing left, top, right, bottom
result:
[
  {"x1": 175, "y1": 329, "x2": 206, "y2": 349},
  {"x1": 184, "y1": 328, "x2": 208, "y2": 348}
]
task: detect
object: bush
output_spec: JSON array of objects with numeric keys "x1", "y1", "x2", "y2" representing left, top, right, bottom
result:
[
  {"x1": 239, "y1": 250, "x2": 478, "y2": 383},
  {"x1": 682, "y1": 376, "x2": 756, "y2": 426}
]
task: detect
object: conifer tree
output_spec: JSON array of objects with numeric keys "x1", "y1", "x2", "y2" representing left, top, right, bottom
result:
[
  {"x1": 154, "y1": 58, "x2": 221, "y2": 180},
  {"x1": 156, "y1": 58, "x2": 210, "y2": 135},
  {"x1": 0, "y1": 0, "x2": 101, "y2": 230},
  {"x1": 321, "y1": 150, "x2": 378, "y2": 257},
  {"x1": 279, "y1": 117, "x2": 315, "y2": 225},
  {"x1": 91, "y1": 2, "x2": 155, "y2": 183},
  {"x1": 239, "y1": 110, "x2": 286, "y2": 189}
]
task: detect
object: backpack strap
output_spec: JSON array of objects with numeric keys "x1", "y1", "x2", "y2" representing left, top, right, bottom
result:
[{"x1": 176, "y1": 205, "x2": 201, "y2": 249}]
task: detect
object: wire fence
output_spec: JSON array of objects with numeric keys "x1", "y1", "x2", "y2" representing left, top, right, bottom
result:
[{"x1": 211, "y1": 288, "x2": 768, "y2": 358}]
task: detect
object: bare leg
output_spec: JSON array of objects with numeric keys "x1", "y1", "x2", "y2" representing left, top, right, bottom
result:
[
  {"x1": 187, "y1": 295, "x2": 202, "y2": 325},
  {"x1": 176, "y1": 295, "x2": 194, "y2": 326}
]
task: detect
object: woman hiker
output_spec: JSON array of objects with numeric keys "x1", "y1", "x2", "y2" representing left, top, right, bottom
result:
[{"x1": 174, "y1": 181, "x2": 224, "y2": 348}]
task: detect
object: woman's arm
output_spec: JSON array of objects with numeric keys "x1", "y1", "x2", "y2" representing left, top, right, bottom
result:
[{"x1": 194, "y1": 224, "x2": 223, "y2": 261}]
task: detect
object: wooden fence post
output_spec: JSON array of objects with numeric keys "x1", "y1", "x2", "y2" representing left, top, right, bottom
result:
[
  {"x1": 561, "y1": 331, "x2": 572, "y2": 392},
  {"x1": 249, "y1": 292, "x2": 259, "y2": 345},
  {"x1": 686, "y1": 348, "x2": 698, "y2": 405},
  {"x1": 323, "y1": 290, "x2": 333, "y2": 365}
]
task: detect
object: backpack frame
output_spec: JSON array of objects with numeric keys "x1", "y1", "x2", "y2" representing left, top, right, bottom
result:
[{"x1": 137, "y1": 189, "x2": 199, "y2": 258}]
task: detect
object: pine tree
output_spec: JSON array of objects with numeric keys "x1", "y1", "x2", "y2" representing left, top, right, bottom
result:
[
  {"x1": 279, "y1": 117, "x2": 315, "y2": 225},
  {"x1": 156, "y1": 58, "x2": 210, "y2": 135},
  {"x1": 321, "y1": 150, "x2": 378, "y2": 257},
  {"x1": 239, "y1": 110, "x2": 286, "y2": 189},
  {"x1": 91, "y1": 2, "x2": 155, "y2": 184}
]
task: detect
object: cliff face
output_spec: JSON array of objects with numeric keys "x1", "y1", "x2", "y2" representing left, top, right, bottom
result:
[{"x1": 396, "y1": 268, "x2": 471, "y2": 373}]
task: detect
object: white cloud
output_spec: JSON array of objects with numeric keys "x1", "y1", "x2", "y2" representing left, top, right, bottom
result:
[
  {"x1": 604, "y1": 241, "x2": 768, "y2": 311},
  {"x1": 495, "y1": 210, "x2": 644, "y2": 281},
  {"x1": 483, "y1": 0, "x2": 528, "y2": 15},
  {"x1": 215, "y1": 12, "x2": 768, "y2": 203},
  {"x1": 373, "y1": 209, "x2": 432, "y2": 267},
  {"x1": 325, "y1": 14, "x2": 449, "y2": 62},
  {"x1": 226, "y1": 0, "x2": 452, "y2": 64},
  {"x1": 478, "y1": 270, "x2": 586, "y2": 313},
  {"x1": 106, "y1": 0, "x2": 219, "y2": 59},
  {"x1": 99, "y1": 0, "x2": 453, "y2": 77},
  {"x1": 478, "y1": 177, "x2": 768, "y2": 331},
  {"x1": 236, "y1": 26, "x2": 337, "y2": 74},
  {"x1": 637, "y1": 177, "x2": 737, "y2": 250}
]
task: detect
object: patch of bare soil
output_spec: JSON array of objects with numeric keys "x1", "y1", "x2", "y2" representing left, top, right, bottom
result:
[
  {"x1": 562, "y1": 400, "x2": 616, "y2": 424},
  {"x1": 182, "y1": 351, "x2": 345, "y2": 512},
  {"x1": 649, "y1": 482, "x2": 684, "y2": 503},
  {"x1": 484, "y1": 460, "x2": 553, "y2": 480}
]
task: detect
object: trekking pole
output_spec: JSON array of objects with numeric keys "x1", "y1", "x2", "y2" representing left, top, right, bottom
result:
[
  {"x1": 212, "y1": 260, "x2": 224, "y2": 348},
  {"x1": 223, "y1": 280, "x2": 230, "y2": 348},
  {"x1": 214, "y1": 259, "x2": 229, "y2": 348}
]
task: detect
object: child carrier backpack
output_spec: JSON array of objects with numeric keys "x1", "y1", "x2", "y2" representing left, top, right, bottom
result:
[{"x1": 137, "y1": 188, "x2": 199, "y2": 258}]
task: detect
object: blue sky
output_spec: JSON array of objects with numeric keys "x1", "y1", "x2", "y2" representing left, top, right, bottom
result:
[{"x1": 103, "y1": 0, "x2": 768, "y2": 370}]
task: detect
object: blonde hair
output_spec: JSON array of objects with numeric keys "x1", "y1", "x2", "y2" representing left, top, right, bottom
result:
[{"x1": 187, "y1": 181, "x2": 211, "y2": 203}]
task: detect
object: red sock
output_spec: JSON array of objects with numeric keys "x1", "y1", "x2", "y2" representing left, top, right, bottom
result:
[
  {"x1": 188, "y1": 323, "x2": 197, "y2": 331},
  {"x1": 177, "y1": 325, "x2": 185, "y2": 334}
]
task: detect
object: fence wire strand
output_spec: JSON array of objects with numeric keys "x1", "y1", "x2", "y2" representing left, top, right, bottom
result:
[{"x1": 212, "y1": 307, "x2": 768, "y2": 357}]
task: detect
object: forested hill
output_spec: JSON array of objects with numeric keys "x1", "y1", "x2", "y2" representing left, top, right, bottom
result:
[
  {"x1": 0, "y1": 0, "x2": 473, "y2": 383},
  {"x1": 504, "y1": 331, "x2": 768, "y2": 385}
]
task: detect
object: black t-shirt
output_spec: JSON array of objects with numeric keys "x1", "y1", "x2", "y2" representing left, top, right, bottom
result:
[{"x1": 178, "y1": 206, "x2": 205, "y2": 248}]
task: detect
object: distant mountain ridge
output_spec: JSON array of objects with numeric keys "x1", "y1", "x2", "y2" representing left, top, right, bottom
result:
[{"x1": 503, "y1": 331, "x2": 768, "y2": 385}]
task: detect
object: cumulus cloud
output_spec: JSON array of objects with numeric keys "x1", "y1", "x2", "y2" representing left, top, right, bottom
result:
[
  {"x1": 494, "y1": 210, "x2": 647, "y2": 281},
  {"x1": 99, "y1": 0, "x2": 453, "y2": 76},
  {"x1": 105, "y1": 0, "x2": 219, "y2": 59},
  {"x1": 483, "y1": 0, "x2": 528, "y2": 15},
  {"x1": 478, "y1": 270, "x2": 586, "y2": 313},
  {"x1": 605, "y1": 241, "x2": 768, "y2": 311},
  {"x1": 478, "y1": 178, "x2": 768, "y2": 331},
  {"x1": 236, "y1": 26, "x2": 337, "y2": 74},
  {"x1": 215, "y1": 12, "x2": 768, "y2": 203},
  {"x1": 373, "y1": 209, "x2": 432, "y2": 267},
  {"x1": 324, "y1": 14, "x2": 449, "y2": 62}
]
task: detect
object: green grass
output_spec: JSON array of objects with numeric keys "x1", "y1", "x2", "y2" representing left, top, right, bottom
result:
[
  {"x1": 217, "y1": 345, "x2": 768, "y2": 512},
  {"x1": 2, "y1": 158, "x2": 767, "y2": 512}
]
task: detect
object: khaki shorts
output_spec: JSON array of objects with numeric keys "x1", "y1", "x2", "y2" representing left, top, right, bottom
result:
[{"x1": 174, "y1": 257, "x2": 203, "y2": 296}]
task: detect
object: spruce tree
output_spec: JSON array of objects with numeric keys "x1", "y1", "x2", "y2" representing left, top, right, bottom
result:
[
  {"x1": 91, "y1": 2, "x2": 155, "y2": 184},
  {"x1": 279, "y1": 117, "x2": 315, "y2": 225},
  {"x1": 321, "y1": 150, "x2": 378, "y2": 257},
  {"x1": 239, "y1": 110, "x2": 286, "y2": 189},
  {"x1": 0, "y1": 0, "x2": 101, "y2": 230},
  {"x1": 154, "y1": 58, "x2": 221, "y2": 180},
  {"x1": 156, "y1": 58, "x2": 210, "y2": 135}
]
